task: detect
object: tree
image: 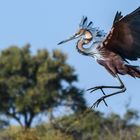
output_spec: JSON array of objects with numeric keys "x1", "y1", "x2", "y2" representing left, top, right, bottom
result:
[{"x1": 0, "y1": 44, "x2": 86, "y2": 128}]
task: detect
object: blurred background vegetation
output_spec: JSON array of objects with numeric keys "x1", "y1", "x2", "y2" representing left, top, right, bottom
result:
[{"x1": 0, "y1": 45, "x2": 140, "y2": 140}]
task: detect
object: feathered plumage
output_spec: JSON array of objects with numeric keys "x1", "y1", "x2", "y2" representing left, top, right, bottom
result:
[
  {"x1": 58, "y1": 7, "x2": 140, "y2": 107},
  {"x1": 105, "y1": 7, "x2": 140, "y2": 61}
]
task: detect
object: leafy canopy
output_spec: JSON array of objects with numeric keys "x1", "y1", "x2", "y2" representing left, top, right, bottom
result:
[{"x1": 0, "y1": 45, "x2": 86, "y2": 128}]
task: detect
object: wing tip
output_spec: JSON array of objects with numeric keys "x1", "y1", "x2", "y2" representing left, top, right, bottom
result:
[{"x1": 113, "y1": 11, "x2": 123, "y2": 24}]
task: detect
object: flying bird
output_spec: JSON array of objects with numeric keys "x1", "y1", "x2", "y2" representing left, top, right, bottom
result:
[{"x1": 58, "y1": 7, "x2": 140, "y2": 108}]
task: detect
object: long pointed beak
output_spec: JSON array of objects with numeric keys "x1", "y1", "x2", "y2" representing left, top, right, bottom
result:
[{"x1": 58, "y1": 35, "x2": 77, "y2": 45}]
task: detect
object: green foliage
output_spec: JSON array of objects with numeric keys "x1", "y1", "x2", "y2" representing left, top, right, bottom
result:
[
  {"x1": 0, "y1": 45, "x2": 86, "y2": 128},
  {"x1": 0, "y1": 125, "x2": 73, "y2": 140},
  {"x1": 47, "y1": 109, "x2": 140, "y2": 140},
  {"x1": 0, "y1": 109, "x2": 140, "y2": 140},
  {"x1": 124, "y1": 109, "x2": 139, "y2": 124}
]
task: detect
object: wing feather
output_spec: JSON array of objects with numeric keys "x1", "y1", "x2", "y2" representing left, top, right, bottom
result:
[{"x1": 104, "y1": 7, "x2": 140, "y2": 60}]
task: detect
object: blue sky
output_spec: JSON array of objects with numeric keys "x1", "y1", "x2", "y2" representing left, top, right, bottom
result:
[{"x1": 0, "y1": 0, "x2": 140, "y2": 117}]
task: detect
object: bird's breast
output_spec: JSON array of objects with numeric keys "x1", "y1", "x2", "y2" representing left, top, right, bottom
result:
[
  {"x1": 90, "y1": 43, "x2": 105, "y2": 60},
  {"x1": 92, "y1": 50, "x2": 105, "y2": 61}
]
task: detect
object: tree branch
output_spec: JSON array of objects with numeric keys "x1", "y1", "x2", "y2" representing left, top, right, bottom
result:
[{"x1": 6, "y1": 112, "x2": 23, "y2": 128}]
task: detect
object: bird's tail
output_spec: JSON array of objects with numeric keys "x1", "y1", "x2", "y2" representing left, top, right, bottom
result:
[{"x1": 126, "y1": 65, "x2": 140, "y2": 78}]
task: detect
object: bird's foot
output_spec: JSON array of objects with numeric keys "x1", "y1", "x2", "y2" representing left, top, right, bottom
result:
[
  {"x1": 87, "y1": 86, "x2": 108, "y2": 107},
  {"x1": 87, "y1": 86, "x2": 105, "y2": 93},
  {"x1": 91, "y1": 96, "x2": 108, "y2": 108}
]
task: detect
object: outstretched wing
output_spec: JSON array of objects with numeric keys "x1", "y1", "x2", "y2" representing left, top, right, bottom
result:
[{"x1": 104, "y1": 7, "x2": 140, "y2": 61}]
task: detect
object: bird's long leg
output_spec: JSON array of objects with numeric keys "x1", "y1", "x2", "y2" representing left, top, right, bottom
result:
[
  {"x1": 91, "y1": 74, "x2": 126, "y2": 108},
  {"x1": 87, "y1": 74, "x2": 124, "y2": 107}
]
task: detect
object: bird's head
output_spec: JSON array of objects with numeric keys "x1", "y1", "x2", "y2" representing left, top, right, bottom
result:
[{"x1": 58, "y1": 16, "x2": 106, "y2": 45}]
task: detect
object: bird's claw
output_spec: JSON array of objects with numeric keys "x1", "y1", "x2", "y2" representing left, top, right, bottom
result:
[
  {"x1": 91, "y1": 96, "x2": 108, "y2": 108},
  {"x1": 87, "y1": 86, "x2": 99, "y2": 92},
  {"x1": 87, "y1": 86, "x2": 108, "y2": 107},
  {"x1": 87, "y1": 86, "x2": 106, "y2": 96},
  {"x1": 87, "y1": 86, "x2": 104, "y2": 93}
]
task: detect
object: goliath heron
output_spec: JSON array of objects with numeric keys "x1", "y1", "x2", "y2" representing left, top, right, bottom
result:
[{"x1": 58, "y1": 7, "x2": 140, "y2": 108}]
